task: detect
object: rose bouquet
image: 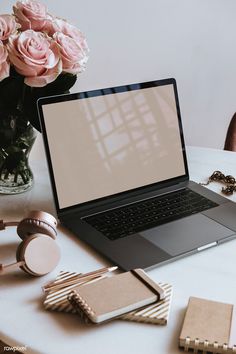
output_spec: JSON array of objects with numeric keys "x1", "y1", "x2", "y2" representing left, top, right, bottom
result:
[
  {"x1": 0, "y1": 0, "x2": 89, "y2": 193},
  {"x1": 0, "y1": 0, "x2": 89, "y2": 130}
]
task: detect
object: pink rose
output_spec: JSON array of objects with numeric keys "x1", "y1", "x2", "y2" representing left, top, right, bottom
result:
[
  {"x1": 0, "y1": 41, "x2": 10, "y2": 81},
  {"x1": 48, "y1": 18, "x2": 89, "y2": 56},
  {"x1": 13, "y1": 0, "x2": 49, "y2": 31},
  {"x1": 0, "y1": 15, "x2": 19, "y2": 42},
  {"x1": 40, "y1": 13, "x2": 54, "y2": 35},
  {"x1": 53, "y1": 32, "x2": 87, "y2": 74},
  {"x1": 8, "y1": 30, "x2": 62, "y2": 87}
]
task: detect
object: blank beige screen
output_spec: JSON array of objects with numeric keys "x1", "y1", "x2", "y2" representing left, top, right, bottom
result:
[{"x1": 43, "y1": 84, "x2": 186, "y2": 209}]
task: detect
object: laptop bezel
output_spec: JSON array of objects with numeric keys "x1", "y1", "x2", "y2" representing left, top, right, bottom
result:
[{"x1": 37, "y1": 78, "x2": 189, "y2": 215}]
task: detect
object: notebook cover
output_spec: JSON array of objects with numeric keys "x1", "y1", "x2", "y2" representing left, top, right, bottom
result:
[
  {"x1": 67, "y1": 270, "x2": 159, "y2": 323},
  {"x1": 44, "y1": 271, "x2": 171, "y2": 325},
  {"x1": 179, "y1": 297, "x2": 236, "y2": 353}
]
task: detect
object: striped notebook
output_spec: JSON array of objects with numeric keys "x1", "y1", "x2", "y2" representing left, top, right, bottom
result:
[{"x1": 43, "y1": 271, "x2": 172, "y2": 325}]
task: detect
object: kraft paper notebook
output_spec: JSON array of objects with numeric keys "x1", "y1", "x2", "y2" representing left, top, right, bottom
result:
[
  {"x1": 43, "y1": 270, "x2": 172, "y2": 325},
  {"x1": 67, "y1": 268, "x2": 165, "y2": 324},
  {"x1": 179, "y1": 297, "x2": 236, "y2": 353}
]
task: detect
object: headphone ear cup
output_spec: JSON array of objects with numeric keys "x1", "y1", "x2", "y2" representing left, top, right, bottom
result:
[
  {"x1": 16, "y1": 234, "x2": 60, "y2": 276},
  {"x1": 16, "y1": 241, "x2": 29, "y2": 274},
  {"x1": 17, "y1": 211, "x2": 57, "y2": 240}
]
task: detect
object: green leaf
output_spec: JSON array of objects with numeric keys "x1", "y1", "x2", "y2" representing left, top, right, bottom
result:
[
  {"x1": 33, "y1": 73, "x2": 77, "y2": 96},
  {"x1": 0, "y1": 76, "x2": 24, "y2": 111}
]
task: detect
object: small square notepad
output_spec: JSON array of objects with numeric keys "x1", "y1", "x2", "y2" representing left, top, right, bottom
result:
[{"x1": 179, "y1": 297, "x2": 236, "y2": 353}]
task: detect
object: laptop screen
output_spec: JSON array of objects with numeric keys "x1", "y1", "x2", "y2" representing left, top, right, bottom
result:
[{"x1": 41, "y1": 80, "x2": 187, "y2": 210}]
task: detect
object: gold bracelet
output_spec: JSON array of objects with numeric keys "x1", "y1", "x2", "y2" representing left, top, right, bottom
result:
[{"x1": 200, "y1": 170, "x2": 236, "y2": 195}]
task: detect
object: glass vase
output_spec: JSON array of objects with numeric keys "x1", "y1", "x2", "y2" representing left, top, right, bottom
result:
[{"x1": 0, "y1": 113, "x2": 37, "y2": 194}]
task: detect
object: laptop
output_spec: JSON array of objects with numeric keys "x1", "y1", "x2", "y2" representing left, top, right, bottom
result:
[{"x1": 37, "y1": 78, "x2": 236, "y2": 270}]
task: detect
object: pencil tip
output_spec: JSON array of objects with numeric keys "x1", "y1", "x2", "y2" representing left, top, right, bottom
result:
[{"x1": 109, "y1": 266, "x2": 118, "y2": 271}]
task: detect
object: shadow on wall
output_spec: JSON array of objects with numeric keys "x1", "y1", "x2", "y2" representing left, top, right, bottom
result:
[{"x1": 224, "y1": 113, "x2": 236, "y2": 152}]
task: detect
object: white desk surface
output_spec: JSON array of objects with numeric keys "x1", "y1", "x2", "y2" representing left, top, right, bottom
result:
[{"x1": 1, "y1": 146, "x2": 236, "y2": 354}]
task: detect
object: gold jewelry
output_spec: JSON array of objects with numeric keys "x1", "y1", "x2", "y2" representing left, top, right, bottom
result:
[{"x1": 200, "y1": 170, "x2": 236, "y2": 195}]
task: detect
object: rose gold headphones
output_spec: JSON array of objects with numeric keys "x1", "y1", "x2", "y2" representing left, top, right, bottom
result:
[{"x1": 0, "y1": 211, "x2": 60, "y2": 276}]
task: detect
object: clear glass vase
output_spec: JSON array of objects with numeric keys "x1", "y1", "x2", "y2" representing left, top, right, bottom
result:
[{"x1": 0, "y1": 113, "x2": 37, "y2": 194}]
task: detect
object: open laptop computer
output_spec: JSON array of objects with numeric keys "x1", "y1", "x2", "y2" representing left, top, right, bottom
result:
[{"x1": 37, "y1": 78, "x2": 236, "y2": 270}]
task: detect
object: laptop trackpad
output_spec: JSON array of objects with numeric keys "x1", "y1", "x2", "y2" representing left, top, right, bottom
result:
[{"x1": 140, "y1": 214, "x2": 234, "y2": 256}]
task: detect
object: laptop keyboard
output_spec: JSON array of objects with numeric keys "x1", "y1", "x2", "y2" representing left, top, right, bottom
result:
[{"x1": 84, "y1": 189, "x2": 218, "y2": 240}]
